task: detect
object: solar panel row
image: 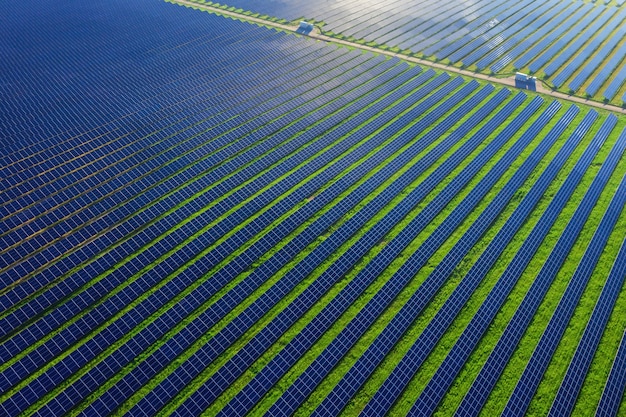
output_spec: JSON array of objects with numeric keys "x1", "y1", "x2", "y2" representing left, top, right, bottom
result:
[
  {"x1": 3, "y1": 6, "x2": 464, "y2": 412},
  {"x1": 450, "y1": 0, "x2": 547, "y2": 65},
  {"x1": 1, "y1": 74, "x2": 380, "y2": 344},
  {"x1": 331, "y1": 103, "x2": 580, "y2": 417},
  {"x1": 2, "y1": 73, "x2": 460, "y2": 414},
  {"x1": 549, "y1": 236, "x2": 626, "y2": 417},
  {"x1": 504, "y1": 174, "x2": 626, "y2": 417},
  {"x1": 308, "y1": 101, "x2": 569, "y2": 417},
  {"x1": 552, "y1": 10, "x2": 626, "y2": 88},
  {"x1": 68, "y1": 69, "x2": 445, "y2": 417},
  {"x1": 513, "y1": 3, "x2": 592, "y2": 71},
  {"x1": 451, "y1": 120, "x2": 626, "y2": 417},
  {"x1": 123, "y1": 76, "x2": 478, "y2": 417},
  {"x1": 0, "y1": 48, "x2": 390, "y2": 322},
  {"x1": 0, "y1": 33, "x2": 329, "y2": 208},
  {"x1": 388, "y1": 0, "x2": 506, "y2": 54},
  {"x1": 1, "y1": 57, "x2": 420, "y2": 300},
  {"x1": 585, "y1": 42, "x2": 626, "y2": 97},
  {"x1": 2, "y1": 26, "x2": 300, "y2": 282},
  {"x1": 537, "y1": 7, "x2": 609, "y2": 76},
  {"x1": 0, "y1": 48, "x2": 376, "y2": 283},
  {"x1": 0, "y1": 23, "x2": 274, "y2": 171},
  {"x1": 567, "y1": 22, "x2": 626, "y2": 92},
  {"x1": 601, "y1": 62, "x2": 626, "y2": 101},
  {"x1": 414, "y1": 127, "x2": 622, "y2": 417},
  {"x1": 2, "y1": 60, "x2": 433, "y2": 414},
  {"x1": 596, "y1": 328, "x2": 626, "y2": 417},
  {"x1": 371, "y1": 0, "x2": 476, "y2": 50},
  {"x1": 0, "y1": 42, "x2": 356, "y2": 308},
  {"x1": 3, "y1": 0, "x2": 626, "y2": 415},
  {"x1": 1, "y1": 40, "x2": 332, "y2": 245},
  {"x1": 355, "y1": 0, "x2": 468, "y2": 46},
  {"x1": 371, "y1": 108, "x2": 601, "y2": 417},
  {"x1": 474, "y1": 0, "x2": 571, "y2": 71},
  {"x1": 421, "y1": 0, "x2": 519, "y2": 58},
  {"x1": 215, "y1": 85, "x2": 518, "y2": 417},
  {"x1": 436, "y1": 0, "x2": 535, "y2": 62},
  {"x1": 0, "y1": 11, "x2": 266, "y2": 150},
  {"x1": 0, "y1": 57, "x2": 410, "y2": 368}
]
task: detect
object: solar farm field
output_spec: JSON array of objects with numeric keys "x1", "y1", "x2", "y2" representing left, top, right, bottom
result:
[
  {"x1": 1, "y1": 0, "x2": 626, "y2": 416},
  {"x1": 194, "y1": 0, "x2": 626, "y2": 105}
]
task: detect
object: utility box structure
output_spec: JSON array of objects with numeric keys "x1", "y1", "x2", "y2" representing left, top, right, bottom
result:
[
  {"x1": 515, "y1": 72, "x2": 537, "y2": 91},
  {"x1": 296, "y1": 21, "x2": 314, "y2": 35}
]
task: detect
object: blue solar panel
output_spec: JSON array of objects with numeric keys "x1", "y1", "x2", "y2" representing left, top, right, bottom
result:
[
  {"x1": 364, "y1": 0, "x2": 464, "y2": 48},
  {"x1": 600, "y1": 63, "x2": 626, "y2": 100},
  {"x1": 569, "y1": 23, "x2": 626, "y2": 92},
  {"x1": 549, "y1": 234, "x2": 626, "y2": 417},
  {"x1": 317, "y1": 101, "x2": 581, "y2": 417},
  {"x1": 422, "y1": 0, "x2": 517, "y2": 58},
  {"x1": 537, "y1": 7, "x2": 609, "y2": 76},
  {"x1": 0, "y1": 42, "x2": 359, "y2": 287},
  {"x1": 3, "y1": 64, "x2": 441, "y2": 414},
  {"x1": 124, "y1": 75, "x2": 476, "y2": 417},
  {"x1": 503, "y1": 171, "x2": 626, "y2": 417},
  {"x1": 0, "y1": 56, "x2": 390, "y2": 342},
  {"x1": 460, "y1": 0, "x2": 558, "y2": 68},
  {"x1": 586, "y1": 44, "x2": 626, "y2": 97},
  {"x1": 553, "y1": 10, "x2": 626, "y2": 89},
  {"x1": 440, "y1": 0, "x2": 537, "y2": 63},
  {"x1": 0, "y1": 48, "x2": 385, "y2": 313},
  {"x1": 489, "y1": 1, "x2": 579, "y2": 73},
  {"x1": 3, "y1": 0, "x2": 626, "y2": 415},
  {"x1": 595, "y1": 328, "x2": 626, "y2": 417},
  {"x1": 57, "y1": 69, "x2": 439, "y2": 416},
  {"x1": 449, "y1": 117, "x2": 625, "y2": 417},
  {"x1": 515, "y1": 4, "x2": 594, "y2": 71},
  {"x1": 6, "y1": 70, "x2": 451, "y2": 414},
  {"x1": 198, "y1": 0, "x2": 626, "y2": 92},
  {"x1": 216, "y1": 85, "x2": 522, "y2": 417},
  {"x1": 394, "y1": 0, "x2": 507, "y2": 53},
  {"x1": 374, "y1": 0, "x2": 475, "y2": 49}
]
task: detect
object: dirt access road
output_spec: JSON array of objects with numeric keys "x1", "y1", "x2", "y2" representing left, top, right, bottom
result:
[{"x1": 173, "y1": 0, "x2": 626, "y2": 115}]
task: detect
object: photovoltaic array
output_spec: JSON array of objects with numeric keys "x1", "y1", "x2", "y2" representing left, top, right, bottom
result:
[
  {"x1": 1, "y1": 0, "x2": 626, "y2": 416},
  {"x1": 194, "y1": 0, "x2": 626, "y2": 102}
]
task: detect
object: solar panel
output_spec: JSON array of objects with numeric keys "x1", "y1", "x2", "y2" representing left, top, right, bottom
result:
[
  {"x1": 0, "y1": 48, "x2": 382, "y2": 312},
  {"x1": 487, "y1": 1, "x2": 577, "y2": 72},
  {"x1": 350, "y1": 103, "x2": 583, "y2": 416},
  {"x1": 503, "y1": 171, "x2": 626, "y2": 417},
  {"x1": 450, "y1": 119, "x2": 626, "y2": 417},
  {"x1": 549, "y1": 233, "x2": 626, "y2": 417},
  {"x1": 538, "y1": 7, "x2": 609, "y2": 76},
  {"x1": 3, "y1": 0, "x2": 626, "y2": 415},
  {"x1": 553, "y1": 10, "x2": 626, "y2": 89},
  {"x1": 595, "y1": 328, "x2": 626, "y2": 417},
  {"x1": 125, "y1": 75, "x2": 474, "y2": 417}
]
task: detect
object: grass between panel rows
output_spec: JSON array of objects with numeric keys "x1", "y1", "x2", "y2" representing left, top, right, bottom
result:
[
  {"x1": 3, "y1": 53, "x2": 408, "y2": 413},
  {"x1": 45, "y1": 60, "x2": 434, "y2": 414}
]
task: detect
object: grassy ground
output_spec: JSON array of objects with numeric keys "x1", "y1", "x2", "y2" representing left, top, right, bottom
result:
[
  {"x1": 7, "y1": 2, "x2": 626, "y2": 416},
  {"x1": 2, "y1": 47, "x2": 409, "y2": 415},
  {"x1": 153, "y1": 4, "x2": 626, "y2": 415},
  {"x1": 155, "y1": 74, "x2": 476, "y2": 417}
]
